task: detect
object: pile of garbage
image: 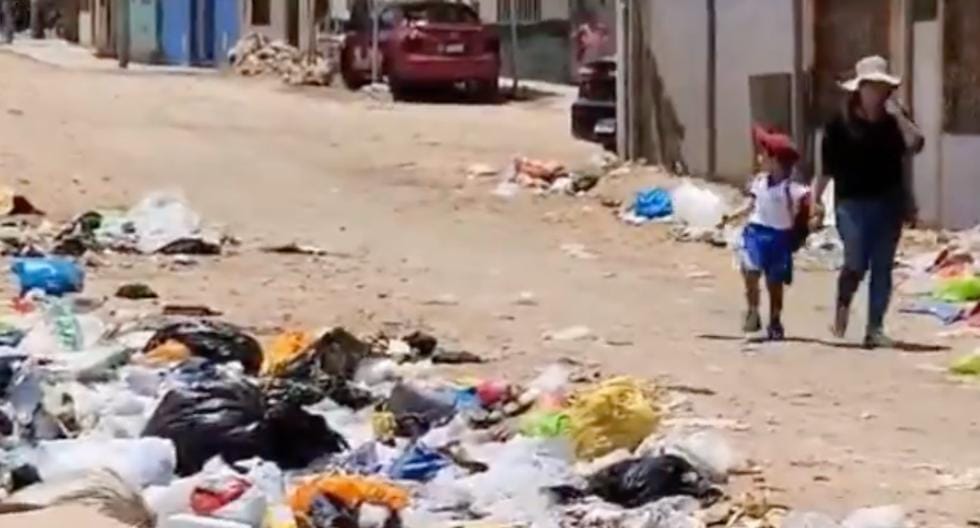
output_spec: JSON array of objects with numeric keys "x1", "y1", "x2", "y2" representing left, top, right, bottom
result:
[
  {"x1": 1, "y1": 191, "x2": 229, "y2": 258},
  {"x1": 897, "y1": 227, "x2": 980, "y2": 345},
  {"x1": 229, "y1": 33, "x2": 335, "y2": 87},
  {"x1": 486, "y1": 156, "x2": 614, "y2": 199},
  {"x1": 0, "y1": 281, "x2": 911, "y2": 528}
]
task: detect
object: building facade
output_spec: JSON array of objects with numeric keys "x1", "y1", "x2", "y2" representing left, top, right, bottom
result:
[{"x1": 618, "y1": 0, "x2": 980, "y2": 229}]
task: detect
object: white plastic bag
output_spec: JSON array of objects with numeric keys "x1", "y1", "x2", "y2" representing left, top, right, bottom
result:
[
  {"x1": 782, "y1": 511, "x2": 841, "y2": 528},
  {"x1": 26, "y1": 437, "x2": 176, "y2": 488},
  {"x1": 841, "y1": 505, "x2": 906, "y2": 528},
  {"x1": 126, "y1": 192, "x2": 203, "y2": 254},
  {"x1": 671, "y1": 181, "x2": 726, "y2": 229},
  {"x1": 639, "y1": 429, "x2": 741, "y2": 483}
]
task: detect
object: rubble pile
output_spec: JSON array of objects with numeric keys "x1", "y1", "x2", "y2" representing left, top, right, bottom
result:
[{"x1": 229, "y1": 33, "x2": 335, "y2": 87}]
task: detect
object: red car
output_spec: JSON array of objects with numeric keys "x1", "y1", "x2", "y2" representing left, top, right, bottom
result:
[{"x1": 340, "y1": 1, "x2": 501, "y2": 101}]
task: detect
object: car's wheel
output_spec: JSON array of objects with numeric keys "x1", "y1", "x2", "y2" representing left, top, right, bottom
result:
[
  {"x1": 474, "y1": 79, "x2": 499, "y2": 103},
  {"x1": 340, "y1": 49, "x2": 368, "y2": 91},
  {"x1": 388, "y1": 74, "x2": 410, "y2": 101}
]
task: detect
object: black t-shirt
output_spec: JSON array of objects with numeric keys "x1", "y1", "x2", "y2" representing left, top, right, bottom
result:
[{"x1": 821, "y1": 111, "x2": 907, "y2": 200}]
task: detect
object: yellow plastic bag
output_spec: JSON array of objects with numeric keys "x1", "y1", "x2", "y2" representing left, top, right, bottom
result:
[
  {"x1": 371, "y1": 411, "x2": 397, "y2": 443},
  {"x1": 262, "y1": 330, "x2": 313, "y2": 375},
  {"x1": 565, "y1": 377, "x2": 660, "y2": 460},
  {"x1": 289, "y1": 474, "x2": 409, "y2": 523}
]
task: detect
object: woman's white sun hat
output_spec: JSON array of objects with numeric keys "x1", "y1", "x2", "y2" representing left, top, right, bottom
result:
[{"x1": 840, "y1": 55, "x2": 901, "y2": 92}]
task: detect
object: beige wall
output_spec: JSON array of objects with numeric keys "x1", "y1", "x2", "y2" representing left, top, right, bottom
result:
[
  {"x1": 715, "y1": 0, "x2": 796, "y2": 180},
  {"x1": 642, "y1": 0, "x2": 709, "y2": 174},
  {"x1": 912, "y1": 20, "x2": 941, "y2": 227},
  {"x1": 940, "y1": 135, "x2": 980, "y2": 229}
]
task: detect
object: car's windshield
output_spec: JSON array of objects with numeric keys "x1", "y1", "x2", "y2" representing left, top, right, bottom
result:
[{"x1": 401, "y1": 3, "x2": 479, "y2": 24}]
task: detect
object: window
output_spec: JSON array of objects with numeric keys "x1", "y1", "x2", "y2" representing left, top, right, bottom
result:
[
  {"x1": 251, "y1": 0, "x2": 270, "y2": 26},
  {"x1": 498, "y1": 0, "x2": 541, "y2": 23},
  {"x1": 912, "y1": 0, "x2": 938, "y2": 22}
]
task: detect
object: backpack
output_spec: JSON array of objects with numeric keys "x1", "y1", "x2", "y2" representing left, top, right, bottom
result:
[{"x1": 784, "y1": 184, "x2": 811, "y2": 252}]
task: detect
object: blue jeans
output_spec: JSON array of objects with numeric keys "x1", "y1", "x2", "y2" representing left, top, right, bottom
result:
[{"x1": 836, "y1": 198, "x2": 903, "y2": 333}]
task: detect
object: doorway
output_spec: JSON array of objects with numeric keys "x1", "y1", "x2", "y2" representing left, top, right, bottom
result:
[{"x1": 812, "y1": 0, "x2": 892, "y2": 123}]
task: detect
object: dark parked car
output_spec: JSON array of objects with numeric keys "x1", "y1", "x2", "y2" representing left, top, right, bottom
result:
[
  {"x1": 571, "y1": 57, "x2": 617, "y2": 150},
  {"x1": 340, "y1": 1, "x2": 501, "y2": 101}
]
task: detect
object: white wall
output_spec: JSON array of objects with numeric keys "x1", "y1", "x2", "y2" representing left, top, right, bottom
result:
[
  {"x1": 646, "y1": 0, "x2": 709, "y2": 174},
  {"x1": 940, "y1": 135, "x2": 980, "y2": 229},
  {"x1": 715, "y1": 0, "x2": 795, "y2": 179},
  {"x1": 542, "y1": 0, "x2": 569, "y2": 21},
  {"x1": 912, "y1": 20, "x2": 941, "y2": 226}
]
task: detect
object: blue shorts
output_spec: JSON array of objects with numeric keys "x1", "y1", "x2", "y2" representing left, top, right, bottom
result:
[{"x1": 739, "y1": 223, "x2": 794, "y2": 285}]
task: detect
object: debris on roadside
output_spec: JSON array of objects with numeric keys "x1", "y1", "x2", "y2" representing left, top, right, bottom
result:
[
  {"x1": 116, "y1": 284, "x2": 159, "y2": 301},
  {"x1": 228, "y1": 33, "x2": 335, "y2": 87}
]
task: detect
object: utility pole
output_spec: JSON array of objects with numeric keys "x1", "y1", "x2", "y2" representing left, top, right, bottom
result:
[
  {"x1": 29, "y1": 0, "x2": 42, "y2": 39},
  {"x1": 370, "y1": 0, "x2": 379, "y2": 84},
  {"x1": 117, "y1": 0, "x2": 130, "y2": 68},
  {"x1": 508, "y1": 0, "x2": 519, "y2": 96},
  {"x1": 615, "y1": 0, "x2": 628, "y2": 159}
]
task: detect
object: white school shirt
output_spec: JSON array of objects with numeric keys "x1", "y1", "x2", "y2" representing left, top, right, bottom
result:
[{"x1": 747, "y1": 173, "x2": 809, "y2": 230}]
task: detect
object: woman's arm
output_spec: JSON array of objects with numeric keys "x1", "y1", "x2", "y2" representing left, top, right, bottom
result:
[{"x1": 887, "y1": 99, "x2": 925, "y2": 153}]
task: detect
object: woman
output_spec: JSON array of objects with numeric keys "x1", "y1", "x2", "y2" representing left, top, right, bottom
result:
[{"x1": 812, "y1": 55, "x2": 924, "y2": 349}]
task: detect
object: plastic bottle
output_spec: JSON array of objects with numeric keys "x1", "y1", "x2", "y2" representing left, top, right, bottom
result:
[{"x1": 41, "y1": 297, "x2": 83, "y2": 351}]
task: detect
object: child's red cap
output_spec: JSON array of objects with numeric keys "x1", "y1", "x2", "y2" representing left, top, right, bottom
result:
[{"x1": 753, "y1": 125, "x2": 800, "y2": 165}]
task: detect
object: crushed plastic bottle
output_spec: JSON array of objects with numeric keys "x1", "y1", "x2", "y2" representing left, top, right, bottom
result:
[{"x1": 41, "y1": 297, "x2": 84, "y2": 351}]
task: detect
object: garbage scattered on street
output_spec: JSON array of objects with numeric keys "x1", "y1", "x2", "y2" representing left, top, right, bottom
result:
[
  {"x1": 0, "y1": 188, "x2": 927, "y2": 528},
  {"x1": 620, "y1": 188, "x2": 673, "y2": 225},
  {"x1": 229, "y1": 33, "x2": 335, "y2": 87}
]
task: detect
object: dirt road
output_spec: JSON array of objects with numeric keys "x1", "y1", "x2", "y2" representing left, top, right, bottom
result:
[{"x1": 1, "y1": 51, "x2": 977, "y2": 525}]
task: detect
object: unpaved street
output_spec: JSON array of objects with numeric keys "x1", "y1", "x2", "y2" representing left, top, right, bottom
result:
[{"x1": 1, "y1": 52, "x2": 978, "y2": 525}]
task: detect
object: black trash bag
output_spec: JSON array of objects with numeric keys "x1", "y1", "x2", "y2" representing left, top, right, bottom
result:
[
  {"x1": 144, "y1": 320, "x2": 263, "y2": 375},
  {"x1": 264, "y1": 402, "x2": 349, "y2": 469},
  {"x1": 570, "y1": 455, "x2": 719, "y2": 508},
  {"x1": 142, "y1": 377, "x2": 348, "y2": 476},
  {"x1": 403, "y1": 331, "x2": 437, "y2": 357},
  {"x1": 157, "y1": 238, "x2": 222, "y2": 256},
  {"x1": 263, "y1": 376, "x2": 376, "y2": 411},
  {"x1": 305, "y1": 327, "x2": 373, "y2": 381}
]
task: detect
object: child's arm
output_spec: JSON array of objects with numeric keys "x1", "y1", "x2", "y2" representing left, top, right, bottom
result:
[{"x1": 718, "y1": 197, "x2": 754, "y2": 229}]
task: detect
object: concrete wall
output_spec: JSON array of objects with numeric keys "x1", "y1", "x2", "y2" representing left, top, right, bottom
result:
[
  {"x1": 940, "y1": 135, "x2": 980, "y2": 229},
  {"x1": 639, "y1": 0, "x2": 709, "y2": 174},
  {"x1": 912, "y1": 20, "x2": 941, "y2": 226},
  {"x1": 715, "y1": 0, "x2": 795, "y2": 180},
  {"x1": 79, "y1": 9, "x2": 93, "y2": 46}
]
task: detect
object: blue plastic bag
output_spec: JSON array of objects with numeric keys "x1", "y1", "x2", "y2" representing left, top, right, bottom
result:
[
  {"x1": 11, "y1": 258, "x2": 85, "y2": 296},
  {"x1": 632, "y1": 188, "x2": 673, "y2": 220},
  {"x1": 388, "y1": 443, "x2": 451, "y2": 482}
]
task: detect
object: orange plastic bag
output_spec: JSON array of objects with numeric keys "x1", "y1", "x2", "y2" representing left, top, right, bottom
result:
[
  {"x1": 289, "y1": 475, "x2": 409, "y2": 522},
  {"x1": 262, "y1": 330, "x2": 313, "y2": 375}
]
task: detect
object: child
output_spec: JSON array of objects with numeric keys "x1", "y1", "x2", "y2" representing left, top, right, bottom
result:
[{"x1": 720, "y1": 127, "x2": 809, "y2": 340}]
